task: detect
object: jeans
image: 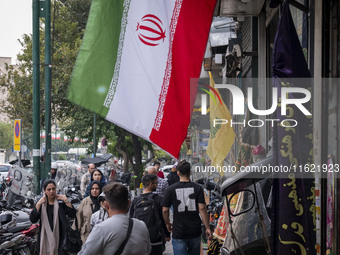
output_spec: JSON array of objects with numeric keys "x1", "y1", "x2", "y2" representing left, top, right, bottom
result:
[{"x1": 172, "y1": 236, "x2": 201, "y2": 255}]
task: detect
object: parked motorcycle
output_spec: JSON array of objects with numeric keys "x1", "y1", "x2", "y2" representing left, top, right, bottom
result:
[
  {"x1": 196, "y1": 177, "x2": 223, "y2": 247},
  {"x1": 0, "y1": 209, "x2": 38, "y2": 254}
]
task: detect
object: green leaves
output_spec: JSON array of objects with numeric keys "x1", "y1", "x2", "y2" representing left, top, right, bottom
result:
[
  {"x1": 0, "y1": 0, "x2": 154, "y2": 186},
  {"x1": 0, "y1": 122, "x2": 12, "y2": 150}
]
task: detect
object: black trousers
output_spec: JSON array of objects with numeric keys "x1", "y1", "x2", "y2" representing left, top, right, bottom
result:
[{"x1": 150, "y1": 244, "x2": 163, "y2": 255}]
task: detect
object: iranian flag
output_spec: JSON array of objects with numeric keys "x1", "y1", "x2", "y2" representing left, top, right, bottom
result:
[{"x1": 68, "y1": 0, "x2": 216, "y2": 158}]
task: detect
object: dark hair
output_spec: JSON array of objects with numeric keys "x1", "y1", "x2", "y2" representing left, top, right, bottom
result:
[
  {"x1": 142, "y1": 174, "x2": 157, "y2": 187},
  {"x1": 91, "y1": 169, "x2": 103, "y2": 180},
  {"x1": 178, "y1": 160, "x2": 191, "y2": 177},
  {"x1": 153, "y1": 161, "x2": 160, "y2": 166},
  {"x1": 90, "y1": 180, "x2": 103, "y2": 193},
  {"x1": 103, "y1": 182, "x2": 128, "y2": 210},
  {"x1": 43, "y1": 179, "x2": 56, "y2": 190}
]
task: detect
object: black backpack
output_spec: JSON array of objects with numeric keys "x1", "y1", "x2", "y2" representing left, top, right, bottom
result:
[{"x1": 132, "y1": 194, "x2": 162, "y2": 243}]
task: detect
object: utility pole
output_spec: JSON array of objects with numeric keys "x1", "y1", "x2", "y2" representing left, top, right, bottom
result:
[
  {"x1": 44, "y1": 0, "x2": 52, "y2": 181},
  {"x1": 32, "y1": 0, "x2": 41, "y2": 193},
  {"x1": 33, "y1": 0, "x2": 51, "y2": 192}
]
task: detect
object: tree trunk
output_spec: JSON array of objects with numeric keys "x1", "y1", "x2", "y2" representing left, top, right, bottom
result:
[
  {"x1": 131, "y1": 134, "x2": 142, "y2": 188},
  {"x1": 116, "y1": 147, "x2": 129, "y2": 173}
]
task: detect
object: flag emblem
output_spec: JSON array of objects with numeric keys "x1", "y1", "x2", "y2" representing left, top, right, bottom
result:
[{"x1": 136, "y1": 14, "x2": 166, "y2": 46}]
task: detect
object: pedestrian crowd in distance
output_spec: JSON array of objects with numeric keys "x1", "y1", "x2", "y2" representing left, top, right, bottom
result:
[{"x1": 30, "y1": 160, "x2": 211, "y2": 255}]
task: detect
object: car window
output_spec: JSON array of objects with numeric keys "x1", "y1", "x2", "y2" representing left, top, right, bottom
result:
[
  {"x1": 161, "y1": 166, "x2": 172, "y2": 173},
  {"x1": 0, "y1": 165, "x2": 10, "y2": 172}
]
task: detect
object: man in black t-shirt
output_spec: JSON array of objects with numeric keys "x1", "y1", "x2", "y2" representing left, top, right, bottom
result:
[{"x1": 162, "y1": 160, "x2": 211, "y2": 255}]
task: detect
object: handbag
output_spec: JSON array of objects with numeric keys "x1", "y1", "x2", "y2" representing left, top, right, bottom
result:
[
  {"x1": 114, "y1": 218, "x2": 134, "y2": 255},
  {"x1": 62, "y1": 216, "x2": 82, "y2": 253}
]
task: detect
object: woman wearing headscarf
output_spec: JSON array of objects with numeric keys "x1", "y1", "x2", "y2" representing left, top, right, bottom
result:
[
  {"x1": 76, "y1": 180, "x2": 102, "y2": 243},
  {"x1": 83, "y1": 169, "x2": 106, "y2": 198},
  {"x1": 30, "y1": 179, "x2": 76, "y2": 255}
]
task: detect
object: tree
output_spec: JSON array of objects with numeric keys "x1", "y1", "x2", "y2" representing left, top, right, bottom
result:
[
  {"x1": 0, "y1": 0, "x2": 88, "y2": 134},
  {"x1": 0, "y1": 0, "x2": 154, "y2": 187},
  {"x1": 0, "y1": 122, "x2": 12, "y2": 150}
]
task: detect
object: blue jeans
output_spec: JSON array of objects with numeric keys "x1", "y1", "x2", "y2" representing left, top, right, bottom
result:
[{"x1": 172, "y1": 237, "x2": 201, "y2": 255}]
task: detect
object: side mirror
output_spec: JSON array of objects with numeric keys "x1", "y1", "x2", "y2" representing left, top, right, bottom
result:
[
  {"x1": 227, "y1": 189, "x2": 255, "y2": 217},
  {"x1": 14, "y1": 170, "x2": 22, "y2": 181}
]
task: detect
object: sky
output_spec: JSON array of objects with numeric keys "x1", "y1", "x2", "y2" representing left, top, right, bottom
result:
[{"x1": 0, "y1": 0, "x2": 32, "y2": 64}]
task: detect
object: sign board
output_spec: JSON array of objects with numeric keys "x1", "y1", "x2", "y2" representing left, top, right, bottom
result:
[{"x1": 13, "y1": 119, "x2": 21, "y2": 152}]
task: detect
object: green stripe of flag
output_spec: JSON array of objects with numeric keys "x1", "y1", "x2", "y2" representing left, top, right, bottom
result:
[{"x1": 67, "y1": 0, "x2": 126, "y2": 116}]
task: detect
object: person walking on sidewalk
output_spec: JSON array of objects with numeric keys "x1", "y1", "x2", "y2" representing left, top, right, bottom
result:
[
  {"x1": 78, "y1": 182, "x2": 151, "y2": 255},
  {"x1": 147, "y1": 166, "x2": 168, "y2": 197},
  {"x1": 166, "y1": 162, "x2": 180, "y2": 186},
  {"x1": 81, "y1": 164, "x2": 96, "y2": 196},
  {"x1": 76, "y1": 180, "x2": 102, "y2": 243},
  {"x1": 130, "y1": 174, "x2": 170, "y2": 255},
  {"x1": 153, "y1": 161, "x2": 164, "y2": 179},
  {"x1": 30, "y1": 179, "x2": 76, "y2": 255},
  {"x1": 162, "y1": 160, "x2": 211, "y2": 255}
]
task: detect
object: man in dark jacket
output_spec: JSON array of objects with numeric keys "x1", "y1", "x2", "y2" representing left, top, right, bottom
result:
[{"x1": 166, "y1": 163, "x2": 180, "y2": 186}]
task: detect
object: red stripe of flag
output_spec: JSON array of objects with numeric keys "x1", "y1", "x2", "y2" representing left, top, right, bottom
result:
[{"x1": 149, "y1": 0, "x2": 216, "y2": 158}]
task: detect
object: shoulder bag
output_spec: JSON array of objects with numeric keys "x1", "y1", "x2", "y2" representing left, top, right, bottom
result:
[
  {"x1": 62, "y1": 216, "x2": 82, "y2": 253},
  {"x1": 114, "y1": 218, "x2": 134, "y2": 255}
]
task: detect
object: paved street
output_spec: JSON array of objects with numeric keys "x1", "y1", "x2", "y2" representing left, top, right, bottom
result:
[
  {"x1": 163, "y1": 241, "x2": 173, "y2": 255},
  {"x1": 162, "y1": 212, "x2": 207, "y2": 255},
  {"x1": 163, "y1": 240, "x2": 208, "y2": 255}
]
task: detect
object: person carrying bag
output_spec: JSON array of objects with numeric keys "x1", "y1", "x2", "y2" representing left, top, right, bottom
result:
[{"x1": 62, "y1": 216, "x2": 82, "y2": 253}]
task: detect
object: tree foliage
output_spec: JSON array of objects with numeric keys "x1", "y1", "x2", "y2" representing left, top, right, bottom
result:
[
  {"x1": 0, "y1": 0, "x2": 154, "y2": 186},
  {"x1": 0, "y1": 122, "x2": 12, "y2": 150}
]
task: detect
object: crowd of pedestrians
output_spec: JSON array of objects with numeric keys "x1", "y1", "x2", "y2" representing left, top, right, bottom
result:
[{"x1": 30, "y1": 160, "x2": 211, "y2": 255}]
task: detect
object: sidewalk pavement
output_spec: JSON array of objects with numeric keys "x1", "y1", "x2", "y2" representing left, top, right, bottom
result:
[
  {"x1": 163, "y1": 239, "x2": 208, "y2": 255},
  {"x1": 162, "y1": 209, "x2": 208, "y2": 254},
  {"x1": 163, "y1": 240, "x2": 173, "y2": 255}
]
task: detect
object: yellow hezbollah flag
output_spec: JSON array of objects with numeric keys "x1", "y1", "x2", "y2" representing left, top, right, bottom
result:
[{"x1": 206, "y1": 72, "x2": 235, "y2": 173}]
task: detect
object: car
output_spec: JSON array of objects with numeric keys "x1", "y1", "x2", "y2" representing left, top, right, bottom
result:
[
  {"x1": 0, "y1": 164, "x2": 13, "y2": 181},
  {"x1": 160, "y1": 165, "x2": 174, "y2": 179},
  {"x1": 55, "y1": 160, "x2": 76, "y2": 168}
]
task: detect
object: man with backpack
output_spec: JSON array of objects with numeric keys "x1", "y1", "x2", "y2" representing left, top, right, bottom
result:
[
  {"x1": 79, "y1": 182, "x2": 151, "y2": 255},
  {"x1": 130, "y1": 174, "x2": 170, "y2": 255},
  {"x1": 147, "y1": 166, "x2": 168, "y2": 197},
  {"x1": 162, "y1": 160, "x2": 211, "y2": 255}
]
